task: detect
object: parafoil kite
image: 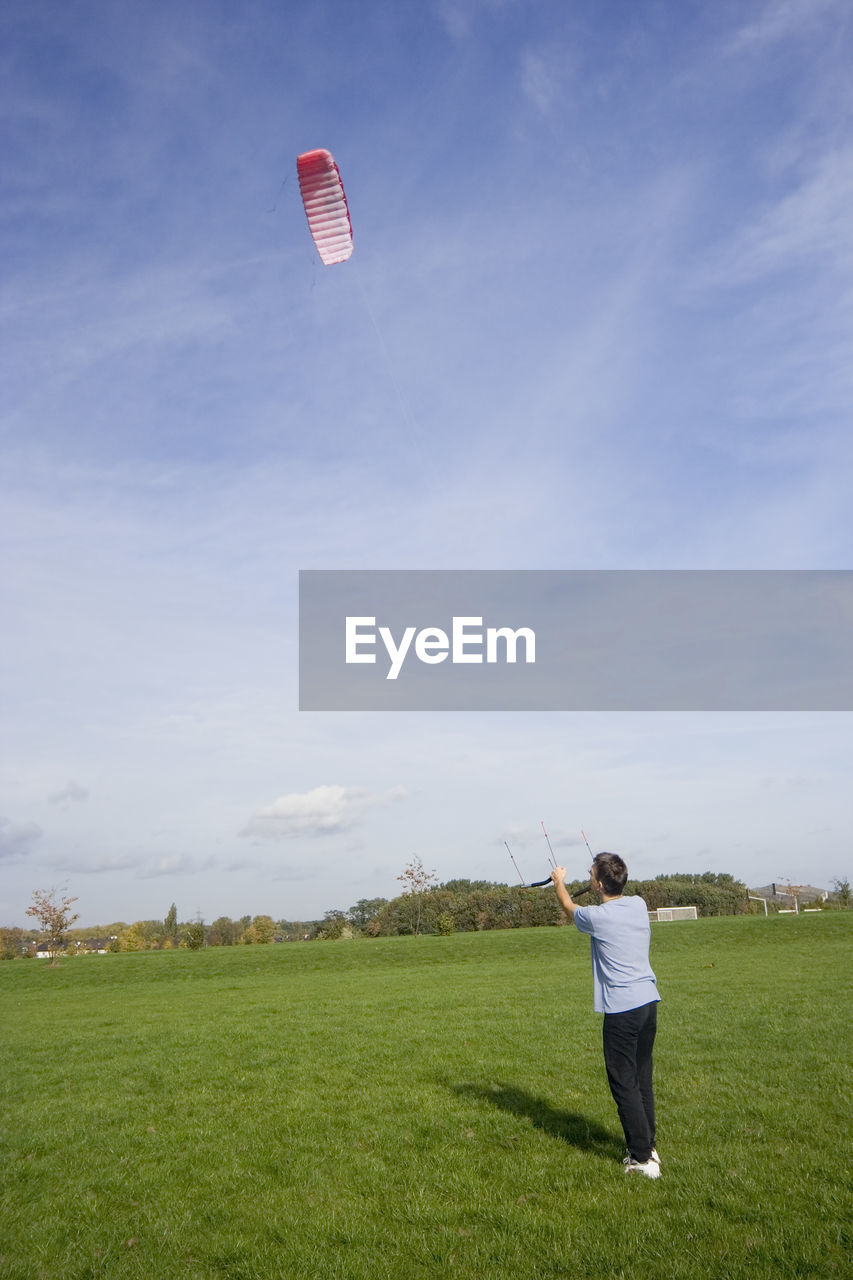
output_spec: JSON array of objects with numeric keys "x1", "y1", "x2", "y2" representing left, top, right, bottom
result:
[{"x1": 296, "y1": 149, "x2": 353, "y2": 265}]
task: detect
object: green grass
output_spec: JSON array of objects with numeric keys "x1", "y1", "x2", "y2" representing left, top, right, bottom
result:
[{"x1": 1, "y1": 916, "x2": 851, "y2": 1279}]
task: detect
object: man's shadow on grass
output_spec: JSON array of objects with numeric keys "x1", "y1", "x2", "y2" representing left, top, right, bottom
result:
[{"x1": 451, "y1": 1083, "x2": 623, "y2": 1161}]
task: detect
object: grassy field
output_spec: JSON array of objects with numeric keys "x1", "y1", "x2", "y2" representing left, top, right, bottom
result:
[{"x1": 1, "y1": 915, "x2": 851, "y2": 1280}]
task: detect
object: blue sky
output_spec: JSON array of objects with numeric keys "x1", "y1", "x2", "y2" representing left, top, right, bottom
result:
[{"x1": 2, "y1": 0, "x2": 851, "y2": 926}]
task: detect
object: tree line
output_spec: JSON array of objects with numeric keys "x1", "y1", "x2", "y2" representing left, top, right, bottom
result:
[{"x1": 3, "y1": 870, "x2": 850, "y2": 960}]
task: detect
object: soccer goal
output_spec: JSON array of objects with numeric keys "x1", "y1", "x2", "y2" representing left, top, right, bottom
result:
[{"x1": 650, "y1": 906, "x2": 698, "y2": 922}]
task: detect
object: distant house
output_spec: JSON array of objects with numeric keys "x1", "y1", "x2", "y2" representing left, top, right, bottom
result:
[{"x1": 34, "y1": 938, "x2": 111, "y2": 958}]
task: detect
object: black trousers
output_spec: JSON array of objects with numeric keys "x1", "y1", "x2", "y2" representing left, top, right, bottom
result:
[{"x1": 602, "y1": 1000, "x2": 657, "y2": 1163}]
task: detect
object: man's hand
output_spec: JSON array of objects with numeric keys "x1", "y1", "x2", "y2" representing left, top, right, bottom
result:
[{"x1": 551, "y1": 866, "x2": 580, "y2": 920}]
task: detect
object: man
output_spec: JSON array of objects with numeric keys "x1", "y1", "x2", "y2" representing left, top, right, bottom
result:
[{"x1": 551, "y1": 852, "x2": 661, "y2": 1179}]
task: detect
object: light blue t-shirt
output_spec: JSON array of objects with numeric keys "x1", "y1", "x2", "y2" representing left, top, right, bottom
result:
[{"x1": 573, "y1": 895, "x2": 660, "y2": 1014}]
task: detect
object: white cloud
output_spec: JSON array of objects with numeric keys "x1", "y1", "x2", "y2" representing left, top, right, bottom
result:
[{"x1": 240, "y1": 784, "x2": 406, "y2": 841}]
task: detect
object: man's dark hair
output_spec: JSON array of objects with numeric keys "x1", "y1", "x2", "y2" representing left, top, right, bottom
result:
[{"x1": 592, "y1": 852, "x2": 628, "y2": 896}]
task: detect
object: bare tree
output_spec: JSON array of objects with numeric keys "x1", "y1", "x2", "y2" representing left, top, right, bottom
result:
[
  {"x1": 25, "y1": 889, "x2": 80, "y2": 966},
  {"x1": 832, "y1": 877, "x2": 851, "y2": 909},
  {"x1": 397, "y1": 856, "x2": 438, "y2": 935}
]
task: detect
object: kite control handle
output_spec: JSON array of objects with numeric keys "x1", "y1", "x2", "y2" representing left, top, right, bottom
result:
[{"x1": 528, "y1": 875, "x2": 596, "y2": 895}]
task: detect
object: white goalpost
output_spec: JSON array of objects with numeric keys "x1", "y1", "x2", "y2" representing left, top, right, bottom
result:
[{"x1": 649, "y1": 906, "x2": 698, "y2": 922}]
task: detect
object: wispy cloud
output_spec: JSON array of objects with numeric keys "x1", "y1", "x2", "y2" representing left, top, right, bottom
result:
[
  {"x1": 50, "y1": 853, "x2": 141, "y2": 875},
  {"x1": 519, "y1": 47, "x2": 563, "y2": 117},
  {"x1": 701, "y1": 147, "x2": 853, "y2": 285},
  {"x1": 727, "y1": 0, "x2": 843, "y2": 54},
  {"x1": 687, "y1": 142, "x2": 853, "y2": 446},
  {"x1": 0, "y1": 818, "x2": 42, "y2": 862},
  {"x1": 498, "y1": 823, "x2": 584, "y2": 857},
  {"x1": 48, "y1": 851, "x2": 215, "y2": 879},
  {"x1": 48, "y1": 780, "x2": 89, "y2": 806},
  {"x1": 435, "y1": 0, "x2": 513, "y2": 42}
]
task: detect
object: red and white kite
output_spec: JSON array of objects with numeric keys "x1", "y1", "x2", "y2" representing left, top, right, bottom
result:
[{"x1": 296, "y1": 149, "x2": 353, "y2": 265}]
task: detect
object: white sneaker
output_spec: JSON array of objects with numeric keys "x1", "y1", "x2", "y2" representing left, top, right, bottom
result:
[
  {"x1": 624, "y1": 1148, "x2": 661, "y2": 1168},
  {"x1": 624, "y1": 1156, "x2": 661, "y2": 1179}
]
